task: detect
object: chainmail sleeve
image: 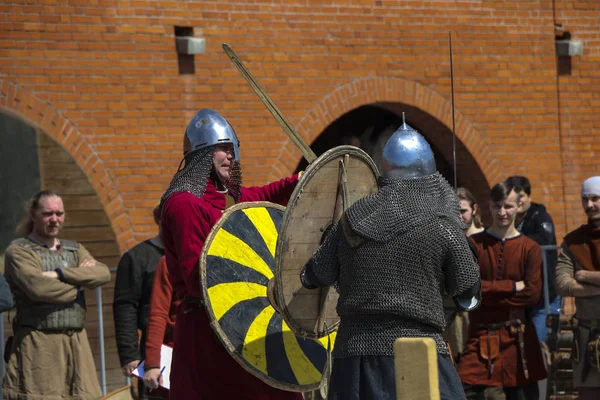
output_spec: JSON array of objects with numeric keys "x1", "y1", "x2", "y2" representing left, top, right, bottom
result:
[
  {"x1": 441, "y1": 218, "x2": 481, "y2": 297},
  {"x1": 303, "y1": 222, "x2": 342, "y2": 287}
]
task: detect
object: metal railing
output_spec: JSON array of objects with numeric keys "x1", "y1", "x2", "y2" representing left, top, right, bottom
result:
[
  {"x1": 541, "y1": 244, "x2": 561, "y2": 316},
  {"x1": 95, "y1": 267, "x2": 121, "y2": 396}
]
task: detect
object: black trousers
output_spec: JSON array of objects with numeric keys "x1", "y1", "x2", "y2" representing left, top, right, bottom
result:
[{"x1": 328, "y1": 355, "x2": 465, "y2": 400}]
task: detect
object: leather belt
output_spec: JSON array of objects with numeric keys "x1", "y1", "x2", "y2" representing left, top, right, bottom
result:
[
  {"x1": 473, "y1": 319, "x2": 529, "y2": 379},
  {"x1": 182, "y1": 297, "x2": 204, "y2": 314}
]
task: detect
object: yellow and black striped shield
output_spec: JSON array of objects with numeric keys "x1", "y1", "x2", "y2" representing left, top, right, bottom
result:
[{"x1": 200, "y1": 201, "x2": 335, "y2": 392}]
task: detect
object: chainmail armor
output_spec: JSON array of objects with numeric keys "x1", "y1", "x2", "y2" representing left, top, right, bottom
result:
[
  {"x1": 306, "y1": 172, "x2": 480, "y2": 357},
  {"x1": 159, "y1": 146, "x2": 243, "y2": 209},
  {"x1": 346, "y1": 172, "x2": 467, "y2": 241}
]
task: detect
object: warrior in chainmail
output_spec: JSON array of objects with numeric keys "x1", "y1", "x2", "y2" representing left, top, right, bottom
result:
[
  {"x1": 158, "y1": 109, "x2": 302, "y2": 399},
  {"x1": 301, "y1": 117, "x2": 481, "y2": 400}
]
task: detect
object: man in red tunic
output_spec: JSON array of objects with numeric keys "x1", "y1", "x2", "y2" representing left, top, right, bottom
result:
[
  {"x1": 159, "y1": 109, "x2": 302, "y2": 399},
  {"x1": 457, "y1": 181, "x2": 547, "y2": 400}
]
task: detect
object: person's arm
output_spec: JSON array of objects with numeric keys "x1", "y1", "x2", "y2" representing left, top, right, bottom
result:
[
  {"x1": 144, "y1": 258, "x2": 173, "y2": 390},
  {"x1": 55, "y1": 245, "x2": 111, "y2": 289},
  {"x1": 301, "y1": 221, "x2": 342, "y2": 288},
  {"x1": 163, "y1": 193, "x2": 210, "y2": 297},
  {"x1": 441, "y1": 225, "x2": 481, "y2": 309},
  {"x1": 574, "y1": 270, "x2": 600, "y2": 287},
  {"x1": 242, "y1": 174, "x2": 300, "y2": 206},
  {"x1": 113, "y1": 251, "x2": 143, "y2": 372},
  {"x1": 481, "y1": 280, "x2": 517, "y2": 296},
  {"x1": 4, "y1": 244, "x2": 78, "y2": 303},
  {"x1": 527, "y1": 210, "x2": 557, "y2": 246},
  {"x1": 144, "y1": 258, "x2": 171, "y2": 370},
  {"x1": 556, "y1": 242, "x2": 600, "y2": 297},
  {"x1": 498, "y1": 243, "x2": 543, "y2": 307}
]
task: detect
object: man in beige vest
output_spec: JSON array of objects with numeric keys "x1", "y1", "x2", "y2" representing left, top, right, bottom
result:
[{"x1": 3, "y1": 190, "x2": 111, "y2": 399}]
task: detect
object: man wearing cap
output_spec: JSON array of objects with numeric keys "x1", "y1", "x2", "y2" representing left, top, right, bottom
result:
[
  {"x1": 556, "y1": 176, "x2": 600, "y2": 400},
  {"x1": 159, "y1": 109, "x2": 301, "y2": 399}
]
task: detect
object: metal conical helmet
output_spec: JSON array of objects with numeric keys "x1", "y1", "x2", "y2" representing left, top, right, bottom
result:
[
  {"x1": 382, "y1": 113, "x2": 436, "y2": 179},
  {"x1": 186, "y1": 108, "x2": 240, "y2": 161}
]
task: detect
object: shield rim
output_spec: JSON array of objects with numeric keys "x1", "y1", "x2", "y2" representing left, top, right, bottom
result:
[
  {"x1": 200, "y1": 200, "x2": 323, "y2": 392},
  {"x1": 274, "y1": 145, "x2": 380, "y2": 338}
]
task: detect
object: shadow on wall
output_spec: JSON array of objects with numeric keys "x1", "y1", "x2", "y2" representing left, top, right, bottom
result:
[{"x1": 0, "y1": 112, "x2": 41, "y2": 252}]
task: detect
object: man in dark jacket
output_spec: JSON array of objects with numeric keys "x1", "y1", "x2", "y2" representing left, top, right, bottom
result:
[
  {"x1": 506, "y1": 176, "x2": 560, "y2": 337},
  {"x1": 113, "y1": 205, "x2": 164, "y2": 399}
]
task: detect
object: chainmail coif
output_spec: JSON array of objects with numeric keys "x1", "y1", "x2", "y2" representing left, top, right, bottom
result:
[
  {"x1": 346, "y1": 172, "x2": 467, "y2": 241},
  {"x1": 159, "y1": 146, "x2": 243, "y2": 210},
  {"x1": 305, "y1": 172, "x2": 480, "y2": 357}
]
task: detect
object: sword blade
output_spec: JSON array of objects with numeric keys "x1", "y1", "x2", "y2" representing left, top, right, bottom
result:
[
  {"x1": 449, "y1": 31, "x2": 458, "y2": 190},
  {"x1": 222, "y1": 44, "x2": 317, "y2": 163}
]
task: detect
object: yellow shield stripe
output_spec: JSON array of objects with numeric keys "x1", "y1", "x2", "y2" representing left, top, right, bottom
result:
[
  {"x1": 242, "y1": 306, "x2": 276, "y2": 375},
  {"x1": 241, "y1": 207, "x2": 278, "y2": 257},
  {"x1": 282, "y1": 320, "x2": 322, "y2": 385},
  {"x1": 208, "y1": 282, "x2": 266, "y2": 321},
  {"x1": 207, "y1": 228, "x2": 274, "y2": 280}
]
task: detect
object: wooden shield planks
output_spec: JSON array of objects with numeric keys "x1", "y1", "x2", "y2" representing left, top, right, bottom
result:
[
  {"x1": 275, "y1": 146, "x2": 379, "y2": 338},
  {"x1": 200, "y1": 202, "x2": 333, "y2": 392}
]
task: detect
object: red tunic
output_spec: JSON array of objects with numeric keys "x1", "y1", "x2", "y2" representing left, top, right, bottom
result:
[
  {"x1": 161, "y1": 176, "x2": 302, "y2": 399},
  {"x1": 143, "y1": 256, "x2": 179, "y2": 399},
  {"x1": 457, "y1": 231, "x2": 547, "y2": 387}
]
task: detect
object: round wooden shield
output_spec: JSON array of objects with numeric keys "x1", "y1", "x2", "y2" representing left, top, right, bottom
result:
[
  {"x1": 200, "y1": 202, "x2": 334, "y2": 392},
  {"x1": 275, "y1": 145, "x2": 380, "y2": 338}
]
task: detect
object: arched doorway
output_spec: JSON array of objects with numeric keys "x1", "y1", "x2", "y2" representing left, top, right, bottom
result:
[
  {"x1": 295, "y1": 103, "x2": 492, "y2": 225},
  {"x1": 0, "y1": 111, "x2": 124, "y2": 392}
]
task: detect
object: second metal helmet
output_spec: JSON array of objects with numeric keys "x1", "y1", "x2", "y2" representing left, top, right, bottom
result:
[
  {"x1": 186, "y1": 109, "x2": 240, "y2": 161},
  {"x1": 382, "y1": 113, "x2": 436, "y2": 179}
]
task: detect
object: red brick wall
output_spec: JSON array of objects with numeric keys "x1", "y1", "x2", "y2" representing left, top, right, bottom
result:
[
  {"x1": 1, "y1": 0, "x2": 598, "y2": 247},
  {"x1": 554, "y1": 1, "x2": 600, "y2": 233}
]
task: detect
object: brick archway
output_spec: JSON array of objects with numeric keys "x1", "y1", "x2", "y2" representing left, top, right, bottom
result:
[
  {"x1": 275, "y1": 76, "x2": 503, "y2": 187},
  {"x1": 0, "y1": 79, "x2": 134, "y2": 251}
]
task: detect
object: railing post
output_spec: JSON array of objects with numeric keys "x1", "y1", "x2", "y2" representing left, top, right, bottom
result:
[
  {"x1": 541, "y1": 246, "x2": 551, "y2": 316},
  {"x1": 540, "y1": 245, "x2": 561, "y2": 316},
  {"x1": 96, "y1": 286, "x2": 107, "y2": 396}
]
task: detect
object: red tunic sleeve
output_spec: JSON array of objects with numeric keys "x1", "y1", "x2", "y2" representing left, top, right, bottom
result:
[
  {"x1": 144, "y1": 257, "x2": 171, "y2": 370},
  {"x1": 481, "y1": 279, "x2": 516, "y2": 301},
  {"x1": 162, "y1": 192, "x2": 214, "y2": 298},
  {"x1": 241, "y1": 174, "x2": 299, "y2": 206}
]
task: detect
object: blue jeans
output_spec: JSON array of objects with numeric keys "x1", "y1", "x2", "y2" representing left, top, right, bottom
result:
[{"x1": 531, "y1": 296, "x2": 561, "y2": 343}]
